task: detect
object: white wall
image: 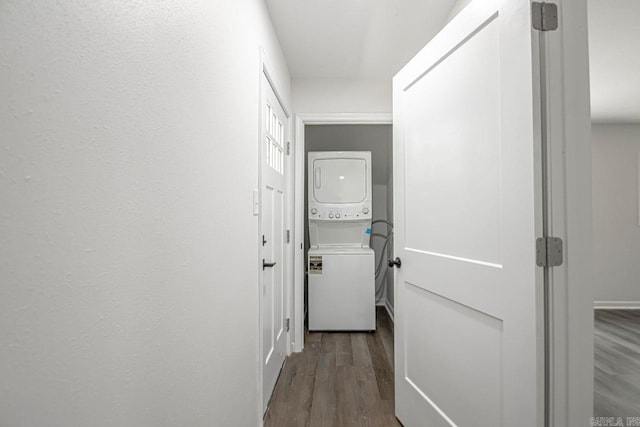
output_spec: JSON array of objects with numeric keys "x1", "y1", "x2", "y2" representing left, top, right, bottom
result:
[
  {"x1": 0, "y1": 1, "x2": 290, "y2": 426},
  {"x1": 292, "y1": 78, "x2": 391, "y2": 113},
  {"x1": 592, "y1": 124, "x2": 640, "y2": 304}
]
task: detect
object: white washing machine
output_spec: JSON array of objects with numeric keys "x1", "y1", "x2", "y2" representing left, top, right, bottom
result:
[{"x1": 307, "y1": 151, "x2": 375, "y2": 331}]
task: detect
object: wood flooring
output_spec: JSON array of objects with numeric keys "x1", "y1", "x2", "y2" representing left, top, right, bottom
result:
[
  {"x1": 264, "y1": 306, "x2": 402, "y2": 427},
  {"x1": 594, "y1": 309, "x2": 640, "y2": 417}
]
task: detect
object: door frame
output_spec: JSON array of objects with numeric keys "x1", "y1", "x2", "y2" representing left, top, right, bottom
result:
[
  {"x1": 292, "y1": 113, "x2": 392, "y2": 352},
  {"x1": 258, "y1": 48, "x2": 292, "y2": 421},
  {"x1": 535, "y1": 1, "x2": 593, "y2": 425}
]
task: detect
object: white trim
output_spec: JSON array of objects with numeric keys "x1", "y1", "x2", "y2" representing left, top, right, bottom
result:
[
  {"x1": 384, "y1": 300, "x2": 394, "y2": 322},
  {"x1": 258, "y1": 47, "x2": 292, "y2": 424},
  {"x1": 292, "y1": 112, "x2": 392, "y2": 352},
  {"x1": 375, "y1": 300, "x2": 394, "y2": 322},
  {"x1": 539, "y1": 1, "x2": 593, "y2": 425},
  {"x1": 594, "y1": 301, "x2": 640, "y2": 310},
  {"x1": 297, "y1": 112, "x2": 393, "y2": 125}
]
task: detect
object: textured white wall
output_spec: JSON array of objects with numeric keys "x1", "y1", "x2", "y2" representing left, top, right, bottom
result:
[
  {"x1": 292, "y1": 78, "x2": 391, "y2": 113},
  {"x1": 0, "y1": 1, "x2": 289, "y2": 426},
  {"x1": 592, "y1": 124, "x2": 640, "y2": 303}
]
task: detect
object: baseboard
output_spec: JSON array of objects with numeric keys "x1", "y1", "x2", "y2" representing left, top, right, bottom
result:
[
  {"x1": 376, "y1": 299, "x2": 394, "y2": 322},
  {"x1": 383, "y1": 300, "x2": 394, "y2": 322},
  {"x1": 594, "y1": 301, "x2": 640, "y2": 310}
]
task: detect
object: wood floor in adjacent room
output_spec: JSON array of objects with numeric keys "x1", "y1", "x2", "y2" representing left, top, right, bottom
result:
[
  {"x1": 594, "y1": 309, "x2": 640, "y2": 417},
  {"x1": 264, "y1": 307, "x2": 401, "y2": 427}
]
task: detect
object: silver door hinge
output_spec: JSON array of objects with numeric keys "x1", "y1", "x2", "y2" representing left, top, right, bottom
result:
[
  {"x1": 285, "y1": 318, "x2": 290, "y2": 332},
  {"x1": 286, "y1": 141, "x2": 290, "y2": 155},
  {"x1": 532, "y1": 2, "x2": 558, "y2": 31},
  {"x1": 536, "y1": 237, "x2": 563, "y2": 267},
  {"x1": 286, "y1": 229, "x2": 290, "y2": 243}
]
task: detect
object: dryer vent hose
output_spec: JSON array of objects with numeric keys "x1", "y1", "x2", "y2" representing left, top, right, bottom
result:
[{"x1": 370, "y1": 220, "x2": 394, "y2": 301}]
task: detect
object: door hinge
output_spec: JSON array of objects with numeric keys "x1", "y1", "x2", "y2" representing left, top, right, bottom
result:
[
  {"x1": 286, "y1": 141, "x2": 290, "y2": 155},
  {"x1": 536, "y1": 237, "x2": 563, "y2": 267},
  {"x1": 532, "y1": 2, "x2": 558, "y2": 31},
  {"x1": 286, "y1": 229, "x2": 290, "y2": 243},
  {"x1": 285, "y1": 318, "x2": 290, "y2": 332}
]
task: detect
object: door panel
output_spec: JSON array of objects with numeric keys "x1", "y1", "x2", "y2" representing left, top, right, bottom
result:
[
  {"x1": 404, "y1": 284, "x2": 502, "y2": 427},
  {"x1": 404, "y1": 16, "x2": 501, "y2": 265},
  {"x1": 393, "y1": 0, "x2": 543, "y2": 426},
  {"x1": 261, "y1": 73, "x2": 288, "y2": 412}
]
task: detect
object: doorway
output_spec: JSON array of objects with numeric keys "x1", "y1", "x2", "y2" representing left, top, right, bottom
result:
[
  {"x1": 266, "y1": 118, "x2": 398, "y2": 425},
  {"x1": 303, "y1": 124, "x2": 394, "y2": 323},
  {"x1": 291, "y1": 114, "x2": 393, "y2": 353},
  {"x1": 588, "y1": 0, "x2": 640, "y2": 419},
  {"x1": 259, "y1": 63, "x2": 292, "y2": 415}
]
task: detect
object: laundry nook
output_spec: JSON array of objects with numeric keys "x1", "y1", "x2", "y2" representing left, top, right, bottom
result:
[{"x1": 307, "y1": 151, "x2": 376, "y2": 331}]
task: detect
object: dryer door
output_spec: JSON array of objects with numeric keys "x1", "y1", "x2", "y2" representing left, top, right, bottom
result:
[{"x1": 312, "y1": 158, "x2": 367, "y2": 204}]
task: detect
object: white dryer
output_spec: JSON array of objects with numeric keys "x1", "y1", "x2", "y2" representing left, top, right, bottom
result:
[{"x1": 307, "y1": 151, "x2": 375, "y2": 331}]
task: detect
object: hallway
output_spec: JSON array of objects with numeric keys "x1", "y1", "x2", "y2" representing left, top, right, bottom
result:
[{"x1": 264, "y1": 307, "x2": 401, "y2": 426}]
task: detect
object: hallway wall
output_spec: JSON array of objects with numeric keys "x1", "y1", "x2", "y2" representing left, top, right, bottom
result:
[
  {"x1": 292, "y1": 78, "x2": 391, "y2": 113},
  {"x1": 592, "y1": 123, "x2": 640, "y2": 305},
  {"x1": 0, "y1": 1, "x2": 290, "y2": 426}
]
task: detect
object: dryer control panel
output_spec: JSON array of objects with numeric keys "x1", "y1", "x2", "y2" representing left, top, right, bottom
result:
[{"x1": 309, "y1": 206, "x2": 371, "y2": 220}]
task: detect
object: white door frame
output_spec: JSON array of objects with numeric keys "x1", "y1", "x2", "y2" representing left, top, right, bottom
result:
[
  {"x1": 257, "y1": 48, "x2": 292, "y2": 423},
  {"x1": 535, "y1": 1, "x2": 593, "y2": 425},
  {"x1": 292, "y1": 113, "x2": 392, "y2": 352}
]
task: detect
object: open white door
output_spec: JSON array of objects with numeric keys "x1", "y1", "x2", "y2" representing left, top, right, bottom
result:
[
  {"x1": 393, "y1": 0, "x2": 546, "y2": 425},
  {"x1": 261, "y1": 72, "x2": 288, "y2": 412}
]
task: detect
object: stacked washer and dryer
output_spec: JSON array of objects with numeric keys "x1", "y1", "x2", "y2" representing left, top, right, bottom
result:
[{"x1": 307, "y1": 151, "x2": 376, "y2": 331}]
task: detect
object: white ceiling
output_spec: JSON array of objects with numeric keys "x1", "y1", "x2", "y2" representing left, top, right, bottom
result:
[
  {"x1": 589, "y1": 0, "x2": 640, "y2": 123},
  {"x1": 266, "y1": 0, "x2": 640, "y2": 123},
  {"x1": 264, "y1": 0, "x2": 457, "y2": 79}
]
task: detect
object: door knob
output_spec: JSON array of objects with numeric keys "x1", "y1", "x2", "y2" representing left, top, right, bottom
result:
[
  {"x1": 263, "y1": 259, "x2": 277, "y2": 270},
  {"x1": 388, "y1": 257, "x2": 402, "y2": 268}
]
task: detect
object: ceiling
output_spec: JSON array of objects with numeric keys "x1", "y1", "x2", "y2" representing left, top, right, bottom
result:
[
  {"x1": 265, "y1": 0, "x2": 640, "y2": 123},
  {"x1": 588, "y1": 0, "x2": 640, "y2": 123},
  {"x1": 264, "y1": 0, "x2": 457, "y2": 79}
]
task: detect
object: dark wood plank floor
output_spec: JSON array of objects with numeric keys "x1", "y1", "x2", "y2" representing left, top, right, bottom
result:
[
  {"x1": 594, "y1": 310, "x2": 640, "y2": 417},
  {"x1": 265, "y1": 306, "x2": 402, "y2": 427}
]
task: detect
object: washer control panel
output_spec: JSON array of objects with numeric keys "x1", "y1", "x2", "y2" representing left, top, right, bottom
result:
[{"x1": 309, "y1": 206, "x2": 371, "y2": 220}]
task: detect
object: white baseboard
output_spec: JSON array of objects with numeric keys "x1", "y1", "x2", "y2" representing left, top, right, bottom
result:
[
  {"x1": 594, "y1": 301, "x2": 640, "y2": 310},
  {"x1": 376, "y1": 299, "x2": 394, "y2": 322},
  {"x1": 384, "y1": 300, "x2": 394, "y2": 322}
]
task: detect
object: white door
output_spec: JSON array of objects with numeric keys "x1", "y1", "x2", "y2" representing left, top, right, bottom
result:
[
  {"x1": 393, "y1": 0, "x2": 544, "y2": 425},
  {"x1": 261, "y1": 73, "x2": 288, "y2": 412}
]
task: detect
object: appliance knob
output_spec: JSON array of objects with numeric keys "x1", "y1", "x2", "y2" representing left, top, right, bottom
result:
[
  {"x1": 311, "y1": 208, "x2": 317, "y2": 215},
  {"x1": 328, "y1": 213, "x2": 334, "y2": 219},
  {"x1": 362, "y1": 208, "x2": 369, "y2": 214},
  {"x1": 335, "y1": 213, "x2": 341, "y2": 218}
]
